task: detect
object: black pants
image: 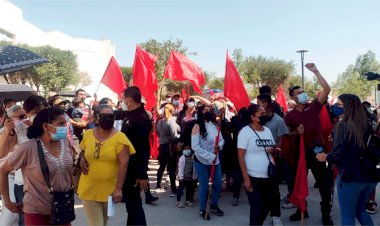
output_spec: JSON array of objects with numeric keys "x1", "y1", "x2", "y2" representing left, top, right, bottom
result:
[
  {"x1": 246, "y1": 177, "x2": 281, "y2": 225},
  {"x1": 14, "y1": 184, "x2": 24, "y2": 226},
  {"x1": 156, "y1": 143, "x2": 177, "y2": 193},
  {"x1": 288, "y1": 148, "x2": 334, "y2": 214},
  {"x1": 177, "y1": 180, "x2": 196, "y2": 202},
  {"x1": 231, "y1": 170, "x2": 243, "y2": 199},
  {"x1": 123, "y1": 179, "x2": 147, "y2": 226}
]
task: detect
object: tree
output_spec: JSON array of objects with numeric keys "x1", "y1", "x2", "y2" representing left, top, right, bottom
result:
[
  {"x1": 232, "y1": 49, "x2": 294, "y2": 97},
  {"x1": 139, "y1": 38, "x2": 197, "y2": 98},
  {"x1": 72, "y1": 71, "x2": 93, "y2": 90},
  {"x1": 354, "y1": 51, "x2": 380, "y2": 76},
  {"x1": 333, "y1": 65, "x2": 372, "y2": 100},
  {"x1": 333, "y1": 51, "x2": 380, "y2": 100},
  {"x1": 32, "y1": 45, "x2": 78, "y2": 95},
  {"x1": 120, "y1": 66, "x2": 133, "y2": 85},
  {"x1": 208, "y1": 78, "x2": 224, "y2": 90}
]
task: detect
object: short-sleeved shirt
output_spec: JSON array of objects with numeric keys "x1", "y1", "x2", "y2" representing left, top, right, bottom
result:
[
  {"x1": 78, "y1": 129, "x2": 136, "y2": 202},
  {"x1": 238, "y1": 126, "x2": 275, "y2": 178},
  {"x1": 265, "y1": 113, "x2": 289, "y2": 144},
  {"x1": 6, "y1": 139, "x2": 73, "y2": 215},
  {"x1": 284, "y1": 99, "x2": 323, "y2": 149}
]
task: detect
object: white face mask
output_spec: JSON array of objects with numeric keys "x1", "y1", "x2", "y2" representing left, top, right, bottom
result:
[
  {"x1": 121, "y1": 102, "x2": 128, "y2": 111},
  {"x1": 30, "y1": 115, "x2": 36, "y2": 123}
]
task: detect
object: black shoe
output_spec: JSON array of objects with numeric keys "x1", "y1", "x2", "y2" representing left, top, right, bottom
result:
[
  {"x1": 322, "y1": 214, "x2": 334, "y2": 226},
  {"x1": 145, "y1": 196, "x2": 159, "y2": 204},
  {"x1": 290, "y1": 209, "x2": 309, "y2": 221},
  {"x1": 200, "y1": 210, "x2": 211, "y2": 220},
  {"x1": 210, "y1": 206, "x2": 224, "y2": 216}
]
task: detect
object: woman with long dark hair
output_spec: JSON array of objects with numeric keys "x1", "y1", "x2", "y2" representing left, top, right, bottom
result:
[
  {"x1": 317, "y1": 94, "x2": 378, "y2": 225},
  {"x1": 191, "y1": 105, "x2": 224, "y2": 220},
  {"x1": 0, "y1": 107, "x2": 74, "y2": 225},
  {"x1": 238, "y1": 104, "x2": 282, "y2": 226}
]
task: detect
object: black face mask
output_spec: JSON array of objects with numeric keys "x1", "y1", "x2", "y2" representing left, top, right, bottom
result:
[
  {"x1": 259, "y1": 115, "x2": 271, "y2": 126},
  {"x1": 98, "y1": 114, "x2": 115, "y2": 130},
  {"x1": 203, "y1": 111, "x2": 216, "y2": 122}
]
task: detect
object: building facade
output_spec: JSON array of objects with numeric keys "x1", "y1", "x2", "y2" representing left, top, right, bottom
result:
[{"x1": 0, "y1": 0, "x2": 117, "y2": 99}]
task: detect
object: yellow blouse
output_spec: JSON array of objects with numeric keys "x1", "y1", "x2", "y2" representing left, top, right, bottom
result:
[{"x1": 77, "y1": 129, "x2": 135, "y2": 202}]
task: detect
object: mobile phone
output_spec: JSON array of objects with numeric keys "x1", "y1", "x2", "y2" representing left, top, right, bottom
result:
[{"x1": 313, "y1": 146, "x2": 324, "y2": 154}]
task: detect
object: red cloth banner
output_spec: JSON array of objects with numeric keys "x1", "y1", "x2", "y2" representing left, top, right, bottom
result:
[
  {"x1": 275, "y1": 85, "x2": 288, "y2": 112},
  {"x1": 289, "y1": 134, "x2": 309, "y2": 212},
  {"x1": 164, "y1": 51, "x2": 205, "y2": 94},
  {"x1": 132, "y1": 45, "x2": 158, "y2": 111},
  {"x1": 224, "y1": 51, "x2": 250, "y2": 110},
  {"x1": 100, "y1": 56, "x2": 127, "y2": 97}
]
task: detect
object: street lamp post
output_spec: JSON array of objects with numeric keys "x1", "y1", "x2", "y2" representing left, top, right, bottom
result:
[{"x1": 296, "y1": 50, "x2": 308, "y2": 89}]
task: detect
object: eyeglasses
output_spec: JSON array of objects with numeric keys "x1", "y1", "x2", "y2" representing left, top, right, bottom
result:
[
  {"x1": 12, "y1": 114, "x2": 27, "y2": 120},
  {"x1": 94, "y1": 141, "x2": 103, "y2": 159}
]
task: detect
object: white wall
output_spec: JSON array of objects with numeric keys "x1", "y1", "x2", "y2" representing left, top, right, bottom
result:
[{"x1": 0, "y1": 0, "x2": 118, "y2": 101}]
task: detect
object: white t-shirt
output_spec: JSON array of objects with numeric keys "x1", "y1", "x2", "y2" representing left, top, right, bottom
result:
[{"x1": 237, "y1": 126, "x2": 275, "y2": 178}]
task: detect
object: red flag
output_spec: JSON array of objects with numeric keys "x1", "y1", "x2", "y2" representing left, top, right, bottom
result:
[
  {"x1": 132, "y1": 45, "x2": 158, "y2": 111},
  {"x1": 181, "y1": 89, "x2": 187, "y2": 103},
  {"x1": 164, "y1": 51, "x2": 205, "y2": 94},
  {"x1": 320, "y1": 105, "x2": 333, "y2": 153},
  {"x1": 224, "y1": 51, "x2": 250, "y2": 110},
  {"x1": 289, "y1": 135, "x2": 309, "y2": 212},
  {"x1": 100, "y1": 57, "x2": 127, "y2": 96},
  {"x1": 275, "y1": 85, "x2": 288, "y2": 112}
]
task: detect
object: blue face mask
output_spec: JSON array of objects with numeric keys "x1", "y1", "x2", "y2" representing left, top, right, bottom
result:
[
  {"x1": 173, "y1": 100, "x2": 180, "y2": 106},
  {"x1": 49, "y1": 125, "x2": 68, "y2": 141},
  {"x1": 183, "y1": 149, "x2": 192, "y2": 156},
  {"x1": 297, "y1": 93, "x2": 308, "y2": 104},
  {"x1": 332, "y1": 105, "x2": 344, "y2": 117}
]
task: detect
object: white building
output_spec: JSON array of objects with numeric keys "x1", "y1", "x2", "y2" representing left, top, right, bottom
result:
[{"x1": 0, "y1": 0, "x2": 118, "y2": 100}]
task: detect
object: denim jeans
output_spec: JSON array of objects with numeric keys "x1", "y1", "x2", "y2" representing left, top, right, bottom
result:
[
  {"x1": 337, "y1": 175, "x2": 377, "y2": 226},
  {"x1": 194, "y1": 161, "x2": 222, "y2": 211}
]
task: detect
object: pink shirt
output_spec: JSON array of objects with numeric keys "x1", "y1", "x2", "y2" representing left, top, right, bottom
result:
[{"x1": 6, "y1": 139, "x2": 73, "y2": 215}]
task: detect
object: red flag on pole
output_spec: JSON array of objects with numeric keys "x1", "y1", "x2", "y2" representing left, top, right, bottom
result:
[
  {"x1": 164, "y1": 51, "x2": 205, "y2": 94},
  {"x1": 275, "y1": 84, "x2": 288, "y2": 112},
  {"x1": 181, "y1": 89, "x2": 187, "y2": 103},
  {"x1": 224, "y1": 51, "x2": 250, "y2": 110},
  {"x1": 132, "y1": 45, "x2": 158, "y2": 111},
  {"x1": 289, "y1": 134, "x2": 309, "y2": 212},
  {"x1": 100, "y1": 56, "x2": 127, "y2": 96}
]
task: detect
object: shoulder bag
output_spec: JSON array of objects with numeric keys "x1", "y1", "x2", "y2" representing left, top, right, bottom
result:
[
  {"x1": 249, "y1": 126, "x2": 281, "y2": 184},
  {"x1": 36, "y1": 139, "x2": 76, "y2": 225}
]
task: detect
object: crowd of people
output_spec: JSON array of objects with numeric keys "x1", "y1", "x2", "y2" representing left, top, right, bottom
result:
[{"x1": 0, "y1": 62, "x2": 379, "y2": 226}]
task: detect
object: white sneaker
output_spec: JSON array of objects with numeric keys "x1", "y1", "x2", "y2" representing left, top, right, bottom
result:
[
  {"x1": 272, "y1": 217, "x2": 283, "y2": 226},
  {"x1": 282, "y1": 202, "x2": 296, "y2": 209}
]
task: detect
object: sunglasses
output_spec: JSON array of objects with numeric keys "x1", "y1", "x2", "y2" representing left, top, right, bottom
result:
[
  {"x1": 94, "y1": 141, "x2": 103, "y2": 159},
  {"x1": 98, "y1": 113, "x2": 114, "y2": 119}
]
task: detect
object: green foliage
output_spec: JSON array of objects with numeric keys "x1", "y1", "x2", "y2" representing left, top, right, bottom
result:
[
  {"x1": 32, "y1": 45, "x2": 78, "y2": 95},
  {"x1": 232, "y1": 48, "x2": 294, "y2": 96},
  {"x1": 333, "y1": 51, "x2": 380, "y2": 100},
  {"x1": 139, "y1": 38, "x2": 197, "y2": 99},
  {"x1": 0, "y1": 42, "x2": 78, "y2": 95},
  {"x1": 120, "y1": 66, "x2": 133, "y2": 84},
  {"x1": 208, "y1": 78, "x2": 224, "y2": 90},
  {"x1": 333, "y1": 65, "x2": 372, "y2": 100}
]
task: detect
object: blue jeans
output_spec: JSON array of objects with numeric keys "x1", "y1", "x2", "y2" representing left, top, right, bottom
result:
[
  {"x1": 194, "y1": 161, "x2": 222, "y2": 211},
  {"x1": 337, "y1": 175, "x2": 377, "y2": 226}
]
